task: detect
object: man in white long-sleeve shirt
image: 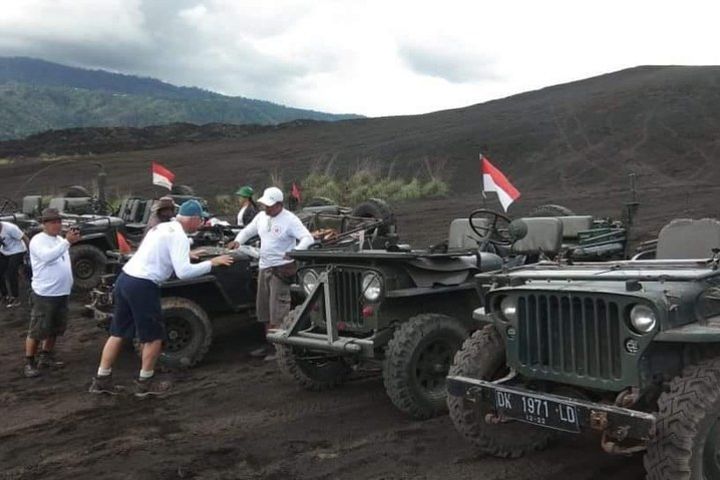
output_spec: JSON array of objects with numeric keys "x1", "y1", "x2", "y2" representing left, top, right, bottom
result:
[
  {"x1": 90, "y1": 200, "x2": 233, "y2": 397},
  {"x1": 229, "y1": 186, "x2": 314, "y2": 360},
  {"x1": 24, "y1": 208, "x2": 80, "y2": 378}
]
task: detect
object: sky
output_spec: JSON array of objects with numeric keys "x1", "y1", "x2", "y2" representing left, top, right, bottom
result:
[{"x1": 1, "y1": 0, "x2": 719, "y2": 117}]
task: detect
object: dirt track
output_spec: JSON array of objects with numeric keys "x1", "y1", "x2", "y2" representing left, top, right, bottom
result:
[{"x1": 0, "y1": 295, "x2": 646, "y2": 480}]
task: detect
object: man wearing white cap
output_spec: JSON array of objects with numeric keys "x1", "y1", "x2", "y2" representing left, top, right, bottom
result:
[{"x1": 229, "y1": 186, "x2": 314, "y2": 360}]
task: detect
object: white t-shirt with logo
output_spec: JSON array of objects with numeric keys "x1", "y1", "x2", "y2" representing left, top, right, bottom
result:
[
  {"x1": 123, "y1": 219, "x2": 212, "y2": 283},
  {"x1": 0, "y1": 221, "x2": 27, "y2": 256},
  {"x1": 234, "y1": 209, "x2": 314, "y2": 269},
  {"x1": 29, "y1": 232, "x2": 73, "y2": 296}
]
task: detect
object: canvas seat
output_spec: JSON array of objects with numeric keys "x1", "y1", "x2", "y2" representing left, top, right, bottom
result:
[
  {"x1": 656, "y1": 218, "x2": 720, "y2": 259},
  {"x1": 447, "y1": 218, "x2": 491, "y2": 249},
  {"x1": 510, "y1": 217, "x2": 563, "y2": 257}
]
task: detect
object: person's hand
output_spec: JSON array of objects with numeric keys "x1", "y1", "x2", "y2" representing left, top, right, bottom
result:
[
  {"x1": 226, "y1": 241, "x2": 239, "y2": 250},
  {"x1": 211, "y1": 255, "x2": 234, "y2": 267},
  {"x1": 190, "y1": 248, "x2": 206, "y2": 261},
  {"x1": 65, "y1": 228, "x2": 81, "y2": 244}
]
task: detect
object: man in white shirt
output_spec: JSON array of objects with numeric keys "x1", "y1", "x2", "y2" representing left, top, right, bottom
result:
[
  {"x1": 229, "y1": 187, "x2": 314, "y2": 360},
  {"x1": 24, "y1": 208, "x2": 80, "y2": 378},
  {"x1": 90, "y1": 200, "x2": 234, "y2": 397},
  {"x1": 0, "y1": 220, "x2": 29, "y2": 308}
]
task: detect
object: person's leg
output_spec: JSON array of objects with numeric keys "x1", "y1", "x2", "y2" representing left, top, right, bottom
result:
[
  {"x1": 250, "y1": 269, "x2": 271, "y2": 357},
  {"x1": 268, "y1": 274, "x2": 291, "y2": 329},
  {"x1": 0, "y1": 253, "x2": 9, "y2": 299},
  {"x1": 140, "y1": 340, "x2": 163, "y2": 372},
  {"x1": 6, "y1": 253, "x2": 24, "y2": 305},
  {"x1": 90, "y1": 274, "x2": 134, "y2": 394},
  {"x1": 24, "y1": 292, "x2": 46, "y2": 377},
  {"x1": 37, "y1": 296, "x2": 68, "y2": 368},
  {"x1": 130, "y1": 277, "x2": 169, "y2": 397}
]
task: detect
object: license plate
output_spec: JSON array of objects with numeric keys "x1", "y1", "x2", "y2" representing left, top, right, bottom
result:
[{"x1": 493, "y1": 388, "x2": 580, "y2": 433}]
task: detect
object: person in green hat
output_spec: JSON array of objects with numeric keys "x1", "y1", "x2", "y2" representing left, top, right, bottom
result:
[{"x1": 235, "y1": 185, "x2": 258, "y2": 227}]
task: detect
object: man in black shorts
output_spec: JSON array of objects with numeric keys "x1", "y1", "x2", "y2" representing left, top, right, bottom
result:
[
  {"x1": 89, "y1": 200, "x2": 233, "y2": 397},
  {"x1": 24, "y1": 208, "x2": 80, "y2": 378}
]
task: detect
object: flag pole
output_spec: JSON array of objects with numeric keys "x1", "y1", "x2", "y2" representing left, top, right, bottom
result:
[{"x1": 479, "y1": 153, "x2": 487, "y2": 209}]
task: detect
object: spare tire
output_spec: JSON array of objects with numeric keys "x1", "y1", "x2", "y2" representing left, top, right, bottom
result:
[
  {"x1": 65, "y1": 185, "x2": 91, "y2": 198},
  {"x1": 305, "y1": 196, "x2": 336, "y2": 207},
  {"x1": 352, "y1": 198, "x2": 395, "y2": 236},
  {"x1": 171, "y1": 184, "x2": 195, "y2": 196},
  {"x1": 527, "y1": 204, "x2": 575, "y2": 217}
]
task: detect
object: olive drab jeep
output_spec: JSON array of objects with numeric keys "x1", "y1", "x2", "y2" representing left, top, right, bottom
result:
[
  {"x1": 266, "y1": 209, "x2": 554, "y2": 420},
  {"x1": 447, "y1": 217, "x2": 720, "y2": 480}
]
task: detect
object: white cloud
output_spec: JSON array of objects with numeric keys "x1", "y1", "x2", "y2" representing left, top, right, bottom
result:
[{"x1": 1, "y1": 0, "x2": 720, "y2": 116}]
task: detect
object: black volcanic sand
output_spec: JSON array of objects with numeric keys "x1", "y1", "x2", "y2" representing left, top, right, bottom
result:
[{"x1": 0, "y1": 295, "x2": 645, "y2": 480}]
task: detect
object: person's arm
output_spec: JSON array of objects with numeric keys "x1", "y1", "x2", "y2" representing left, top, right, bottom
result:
[
  {"x1": 21, "y1": 234, "x2": 29, "y2": 249},
  {"x1": 291, "y1": 218, "x2": 315, "y2": 251},
  {"x1": 31, "y1": 236, "x2": 70, "y2": 263},
  {"x1": 234, "y1": 215, "x2": 259, "y2": 244},
  {"x1": 169, "y1": 232, "x2": 212, "y2": 279}
]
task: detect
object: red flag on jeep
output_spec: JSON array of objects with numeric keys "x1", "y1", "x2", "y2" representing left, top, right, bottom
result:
[
  {"x1": 481, "y1": 154, "x2": 520, "y2": 212},
  {"x1": 152, "y1": 162, "x2": 175, "y2": 190},
  {"x1": 291, "y1": 182, "x2": 302, "y2": 203}
]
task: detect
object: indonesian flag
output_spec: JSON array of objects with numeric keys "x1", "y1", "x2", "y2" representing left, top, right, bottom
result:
[
  {"x1": 152, "y1": 162, "x2": 175, "y2": 190},
  {"x1": 481, "y1": 154, "x2": 520, "y2": 212},
  {"x1": 291, "y1": 182, "x2": 302, "y2": 203}
]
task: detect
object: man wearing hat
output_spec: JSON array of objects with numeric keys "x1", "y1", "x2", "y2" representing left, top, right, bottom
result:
[
  {"x1": 89, "y1": 200, "x2": 234, "y2": 396},
  {"x1": 229, "y1": 187, "x2": 314, "y2": 360},
  {"x1": 235, "y1": 186, "x2": 258, "y2": 228},
  {"x1": 143, "y1": 195, "x2": 176, "y2": 236},
  {"x1": 23, "y1": 208, "x2": 80, "y2": 378}
]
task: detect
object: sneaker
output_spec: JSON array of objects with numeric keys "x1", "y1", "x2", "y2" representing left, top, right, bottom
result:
[
  {"x1": 263, "y1": 345, "x2": 277, "y2": 362},
  {"x1": 37, "y1": 351, "x2": 65, "y2": 369},
  {"x1": 6, "y1": 297, "x2": 21, "y2": 308},
  {"x1": 24, "y1": 361, "x2": 40, "y2": 378},
  {"x1": 134, "y1": 377, "x2": 172, "y2": 398},
  {"x1": 88, "y1": 375, "x2": 121, "y2": 395},
  {"x1": 250, "y1": 346, "x2": 269, "y2": 358}
]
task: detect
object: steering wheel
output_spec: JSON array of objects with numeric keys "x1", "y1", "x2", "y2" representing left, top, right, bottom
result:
[{"x1": 468, "y1": 208, "x2": 513, "y2": 247}]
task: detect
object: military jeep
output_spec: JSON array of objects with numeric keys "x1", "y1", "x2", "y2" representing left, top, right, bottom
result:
[
  {"x1": 266, "y1": 209, "x2": 555, "y2": 419},
  {"x1": 447, "y1": 217, "x2": 720, "y2": 480}
]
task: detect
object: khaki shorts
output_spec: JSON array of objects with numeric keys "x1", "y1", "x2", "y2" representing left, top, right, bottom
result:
[
  {"x1": 256, "y1": 267, "x2": 291, "y2": 327},
  {"x1": 28, "y1": 293, "x2": 69, "y2": 340}
]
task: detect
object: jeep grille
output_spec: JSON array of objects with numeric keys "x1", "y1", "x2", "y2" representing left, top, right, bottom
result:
[
  {"x1": 517, "y1": 294, "x2": 622, "y2": 380},
  {"x1": 329, "y1": 268, "x2": 364, "y2": 329}
]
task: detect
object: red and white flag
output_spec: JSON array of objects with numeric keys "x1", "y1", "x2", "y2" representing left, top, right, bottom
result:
[
  {"x1": 152, "y1": 162, "x2": 175, "y2": 190},
  {"x1": 481, "y1": 154, "x2": 520, "y2": 212}
]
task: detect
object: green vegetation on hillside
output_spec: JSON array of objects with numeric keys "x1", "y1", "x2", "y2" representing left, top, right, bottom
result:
[{"x1": 0, "y1": 57, "x2": 361, "y2": 140}]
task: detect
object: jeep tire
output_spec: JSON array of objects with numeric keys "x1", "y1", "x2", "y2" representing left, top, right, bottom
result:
[
  {"x1": 352, "y1": 198, "x2": 395, "y2": 237},
  {"x1": 645, "y1": 357, "x2": 720, "y2": 480},
  {"x1": 447, "y1": 325, "x2": 554, "y2": 457},
  {"x1": 383, "y1": 313, "x2": 467, "y2": 419},
  {"x1": 275, "y1": 307, "x2": 351, "y2": 391},
  {"x1": 70, "y1": 244, "x2": 107, "y2": 291},
  {"x1": 158, "y1": 297, "x2": 213, "y2": 369}
]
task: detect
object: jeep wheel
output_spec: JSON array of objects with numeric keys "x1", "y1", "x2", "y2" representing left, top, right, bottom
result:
[
  {"x1": 645, "y1": 357, "x2": 720, "y2": 480},
  {"x1": 70, "y1": 244, "x2": 107, "y2": 291},
  {"x1": 275, "y1": 307, "x2": 352, "y2": 391},
  {"x1": 447, "y1": 325, "x2": 554, "y2": 457},
  {"x1": 158, "y1": 297, "x2": 213, "y2": 369},
  {"x1": 383, "y1": 313, "x2": 467, "y2": 419},
  {"x1": 352, "y1": 198, "x2": 395, "y2": 237}
]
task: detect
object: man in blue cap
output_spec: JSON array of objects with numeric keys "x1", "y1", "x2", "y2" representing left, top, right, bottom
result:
[{"x1": 89, "y1": 199, "x2": 234, "y2": 397}]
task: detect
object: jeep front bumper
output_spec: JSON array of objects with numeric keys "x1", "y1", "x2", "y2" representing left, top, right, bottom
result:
[{"x1": 447, "y1": 375, "x2": 656, "y2": 441}]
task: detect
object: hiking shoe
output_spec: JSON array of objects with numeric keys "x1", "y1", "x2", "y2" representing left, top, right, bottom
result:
[
  {"x1": 134, "y1": 377, "x2": 172, "y2": 398},
  {"x1": 6, "y1": 297, "x2": 21, "y2": 308},
  {"x1": 37, "y1": 351, "x2": 65, "y2": 369},
  {"x1": 88, "y1": 375, "x2": 121, "y2": 395},
  {"x1": 250, "y1": 346, "x2": 269, "y2": 358},
  {"x1": 24, "y1": 362, "x2": 40, "y2": 378}
]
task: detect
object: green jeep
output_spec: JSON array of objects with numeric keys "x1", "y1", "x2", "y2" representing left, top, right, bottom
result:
[
  {"x1": 447, "y1": 217, "x2": 720, "y2": 480},
  {"x1": 266, "y1": 209, "x2": 547, "y2": 419}
]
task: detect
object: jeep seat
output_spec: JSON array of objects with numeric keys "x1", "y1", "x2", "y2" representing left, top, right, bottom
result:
[
  {"x1": 557, "y1": 215, "x2": 593, "y2": 239},
  {"x1": 510, "y1": 217, "x2": 563, "y2": 257},
  {"x1": 447, "y1": 218, "x2": 491, "y2": 249},
  {"x1": 656, "y1": 218, "x2": 720, "y2": 259}
]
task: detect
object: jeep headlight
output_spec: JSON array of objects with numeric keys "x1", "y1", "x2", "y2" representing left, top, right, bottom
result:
[
  {"x1": 301, "y1": 269, "x2": 319, "y2": 295},
  {"x1": 500, "y1": 296, "x2": 518, "y2": 322},
  {"x1": 629, "y1": 304, "x2": 656, "y2": 333},
  {"x1": 362, "y1": 272, "x2": 382, "y2": 301}
]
